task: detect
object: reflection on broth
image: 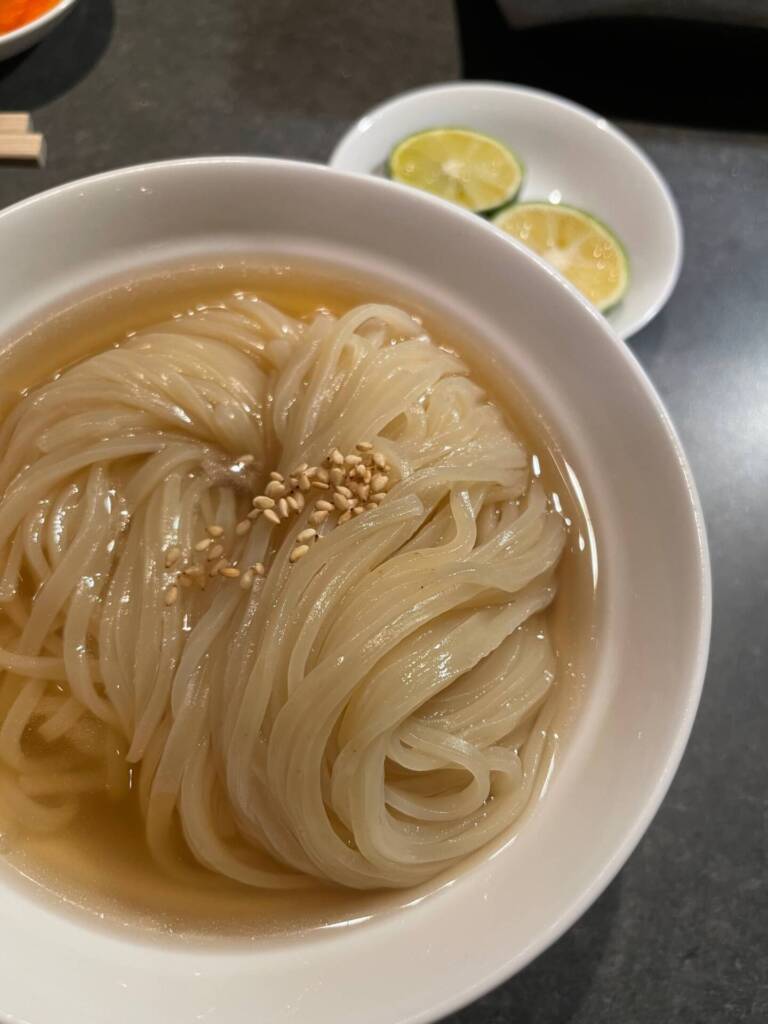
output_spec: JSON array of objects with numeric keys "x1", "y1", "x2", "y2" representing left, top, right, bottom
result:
[{"x1": 0, "y1": 264, "x2": 598, "y2": 941}]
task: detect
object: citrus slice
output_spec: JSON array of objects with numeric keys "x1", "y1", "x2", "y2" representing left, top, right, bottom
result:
[
  {"x1": 492, "y1": 202, "x2": 629, "y2": 311},
  {"x1": 388, "y1": 128, "x2": 523, "y2": 214}
]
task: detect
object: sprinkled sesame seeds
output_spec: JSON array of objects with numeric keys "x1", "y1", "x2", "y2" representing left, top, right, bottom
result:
[{"x1": 163, "y1": 443, "x2": 393, "y2": 590}]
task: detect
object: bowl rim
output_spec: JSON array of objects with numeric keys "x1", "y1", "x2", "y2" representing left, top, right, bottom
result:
[
  {"x1": 0, "y1": 0, "x2": 78, "y2": 46},
  {"x1": 0, "y1": 156, "x2": 711, "y2": 1024},
  {"x1": 329, "y1": 79, "x2": 685, "y2": 340}
]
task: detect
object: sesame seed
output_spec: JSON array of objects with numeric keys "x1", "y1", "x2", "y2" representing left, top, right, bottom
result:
[
  {"x1": 335, "y1": 485, "x2": 353, "y2": 499},
  {"x1": 289, "y1": 544, "x2": 310, "y2": 563},
  {"x1": 344, "y1": 454, "x2": 362, "y2": 466},
  {"x1": 269, "y1": 471, "x2": 284, "y2": 482},
  {"x1": 240, "y1": 569, "x2": 254, "y2": 589},
  {"x1": 209, "y1": 557, "x2": 228, "y2": 576},
  {"x1": 206, "y1": 543, "x2": 224, "y2": 561},
  {"x1": 329, "y1": 449, "x2": 344, "y2": 466},
  {"x1": 365, "y1": 502, "x2": 378, "y2": 512},
  {"x1": 294, "y1": 491, "x2": 305, "y2": 511},
  {"x1": 194, "y1": 537, "x2": 213, "y2": 552},
  {"x1": 164, "y1": 585, "x2": 179, "y2": 606},
  {"x1": 316, "y1": 468, "x2": 330, "y2": 484},
  {"x1": 286, "y1": 495, "x2": 300, "y2": 513},
  {"x1": 315, "y1": 499, "x2": 333, "y2": 511},
  {"x1": 352, "y1": 506, "x2": 364, "y2": 516},
  {"x1": 294, "y1": 463, "x2": 309, "y2": 474},
  {"x1": 265, "y1": 480, "x2": 286, "y2": 498},
  {"x1": 371, "y1": 473, "x2": 388, "y2": 493},
  {"x1": 356, "y1": 441, "x2": 373, "y2": 452},
  {"x1": 220, "y1": 566, "x2": 241, "y2": 579},
  {"x1": 370, "y1": 492, "x2": 386, "y2": 504},
  {"x1": 184, "y1": 565, "x2": 204, "y2": 578},
  {"x1": 165, "y1": 546, "x2": 181, "y2": 568},
  {"x1": 311, "y1": 479, "x2": 330, "y2": 490},
  {"x1": 330, "y1": 467, "x2": 345, "y2": 487},
  {"x1": 247, "y1": 508, "x2": 262, "y2": 520},
  {"x1": 288, "y1": 476, "x2": 298, "y2": 489},
  {"x1": 237, "y1": 454, "x2": 256, "y2": 465},
  {"x1": 337, "y1": 510, "x2": 352, "y2": 524},
  {"x1": 298, "y1": 473, "x2": 311, "y2": 492},
  {"x1": 263, "y1": 508, "x2": 281, "y2": 526},
  {"x1": 253, "y1": 495, "x2": 275, "y2": 509},
  {"x1": 305, "y1": 466, "x2": 318, "y2": 479},
  {"x1": 310, "y1": 510, "x2": 329, "y2": 526},
  {"x1": 277, "y1": 497, "x2": 289, "y2": 518},
  {"x1": 206, "y1": 524, "x2": 224, "y2": 538},
  {"x1": 235, "y1": 519, "x2": 252, "y2": 536},
  {"x1": 372, "y1": 452, "x2": 387, "y2": 469},
  {"x1": 332, "y1": 493, "x2": 350, "y2": 511},
  {"x1": 297, "y1": 528, "x2": 317, "y2": 543},
  {"x1": 356, "y1": 484, "x2": 370, "y2": 502},
  {"x1": 251, "y1": 562, "x2": 266, "y2": 576}
]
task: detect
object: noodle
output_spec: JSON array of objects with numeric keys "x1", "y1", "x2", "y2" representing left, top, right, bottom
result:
[{"x1": 0, "y1": 294, "x2": 565, "y2": 891}]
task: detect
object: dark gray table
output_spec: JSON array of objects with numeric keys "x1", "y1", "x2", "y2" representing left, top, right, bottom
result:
[{"x1": 1, "y1": 2, "x2": 765, "y2": 1022}]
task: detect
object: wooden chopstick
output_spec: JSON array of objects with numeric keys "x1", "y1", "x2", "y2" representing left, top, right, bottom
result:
[
  {"x1": 0, "y1": 113, "x2": 32, "y2": 134},
  {"x1": 0, "y1": 133, "x2": 46, "y2": 165},
  {"x1": 0, "y1": 112, "x2": 45, "y2": 165}
]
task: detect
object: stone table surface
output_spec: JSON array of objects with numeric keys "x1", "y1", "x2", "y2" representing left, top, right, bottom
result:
[{"x1": 0, "y1": 2, "x2": 765, "y2": 1022}]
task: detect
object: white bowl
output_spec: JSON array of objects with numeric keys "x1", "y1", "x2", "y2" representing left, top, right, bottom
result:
[
  {"x1": 0, "y1": 157, "x2": 709, "y2": 1024},
  {"x1": 330, "y1": 82, "x2": 683, "y2": 340},
  {"x1": 0, "y1": 0, "x2": 78, "y2": 60}
]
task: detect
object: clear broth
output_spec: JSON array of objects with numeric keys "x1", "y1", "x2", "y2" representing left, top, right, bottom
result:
[{"x1": 0, "y1": 263, "x2": 599, "y2": 944}]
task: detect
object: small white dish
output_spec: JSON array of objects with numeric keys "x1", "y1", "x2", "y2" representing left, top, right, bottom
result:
[
  {"x1": 330, "y1": 82, "x2": 683, "y2": 339},
  {"x1": 0, "y1": 0, "x2": 78, "y2": 62},
  {"x1": 0, "y1": 157, "x2": 708, "y2": 1024}
]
